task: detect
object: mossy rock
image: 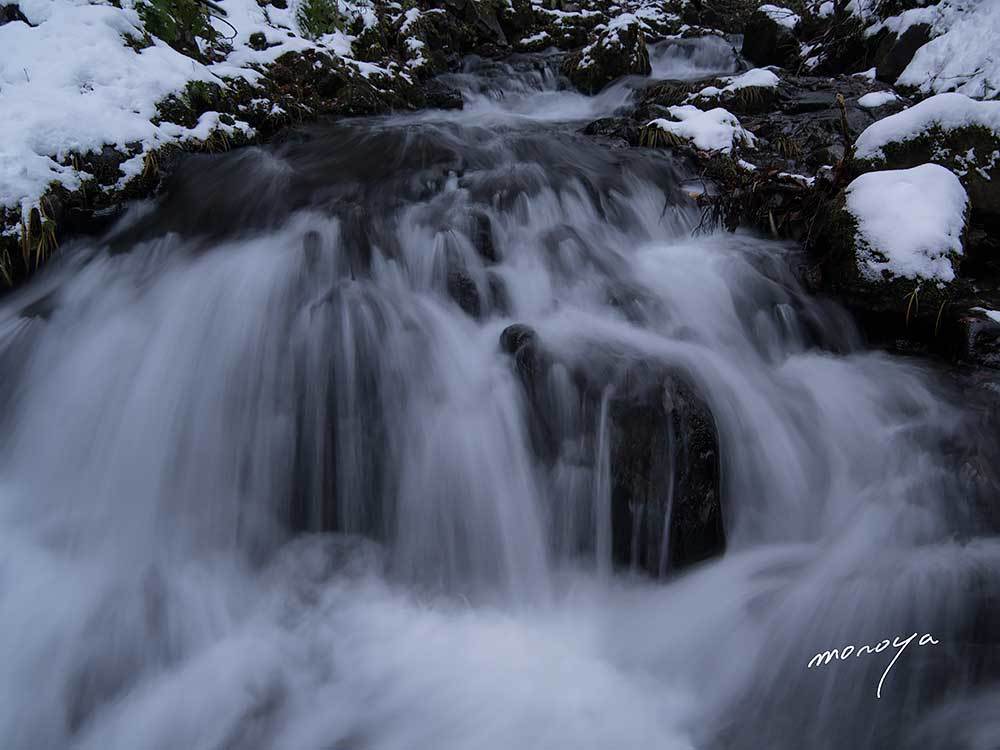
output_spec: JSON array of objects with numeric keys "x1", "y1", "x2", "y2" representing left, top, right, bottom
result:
[
  {"x1": 741, "y1": 8, "x2": 799, "y2": 69},
  {"x1": 816, "y1": 191, "x2": 970, "y2": 338},
  {"x1": 562, "y1": 18, "x2": 651, "y2": 95},
  {"x1": 853, "y1": 125, "x2": 1000, "y2": 229}
]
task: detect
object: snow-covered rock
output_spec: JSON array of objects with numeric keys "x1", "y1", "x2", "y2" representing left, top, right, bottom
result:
[
  {"x1": 758, "y1": 4, "x2": 800, "y2": 30},
  {"x1": 645, "y1": 106, "x2": 754, "y2": 154},
  {"x1": 690, "y1": 68, "x2": 780, "y2": 101},
  {"x1": 741, "y1": 4, "x2": 800, "y2": 68},
  {"x1": 855, "y1": 94, "x2": 1000, "y2": 160},
  {"x1": 854, "y1": 93, "x2": 1000, "y2": 222},
  {"x1": 845, "y1": 164, "x2": 969, "y2": 284},
  {"x1": 894, "y1": 0, "x2": 1000, "y2": 100},
  {"x1": 562, "y1": 13, "x2": 651, "y2": 94}
]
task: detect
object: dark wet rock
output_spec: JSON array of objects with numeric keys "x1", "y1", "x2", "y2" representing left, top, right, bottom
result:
[
  {"x1": 498, "y1": 325, "x2": 724, "y2": 575},
  {"x1": 500, "y1": 323, "x2": 538, "y2": 355},
  {"x1": 0, "y1": 3, "x2": 28, "y2": 25},
  {"x1": 957, "y1": 308, "x2": 1000, "y2": 369},
  {"x1": 446, "y1": 268, "x2": 482, "y2": 317},
  {"x1": 741, "y1": 8, "x2": 800, "y2": 69},
  {"x1": 735, "y1": 74, "x2": 881, "y2": 172},
  {"x1": 421, "y1": 79, "x2": 465, "y2": 110},
  {"x1": 471, "y1": 212, "x2": 498, "y2": 262},
  {"x1": 562, "y1": 16, "x2": 651, "y2": 95},
  {"x1": 605, "y1": 367, "x2": 723, "y2": 574},
  {"x1": 581, "y1": 117, "x2": 641, "y2": 147},
  {"x1": 248, "y1": 31, "x2": 269, "y2": 51},
  {"x1": 874, "y1": 22, "x2": 931, "y2": 84},
  {"x1": 444, "y1": 0, "x2": 508, "y2": 48}
]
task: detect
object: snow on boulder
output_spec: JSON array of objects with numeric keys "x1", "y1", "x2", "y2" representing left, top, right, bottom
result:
[
  {"x1": 856, "y1": 91, "x2": 900, "y2": 109},
  {"x1": 759, "y1": 4, "x2": 801, "y2": 29},
  {"x1": 845, "y1": 164, "x2": 969, "y2": 284},
  {"x1": 853, "y1": 93, "x2": 1000, "y2": 223},
  {"x1": 642, "y1": 106, "x2": 755, "y2": 154},
  {"x1": 562, "y1": 13, "x2": 651, "y2": 95},
  {"x1": 742, "y1": 4, "x2": 801, "y2": 68},
  {"x1": 688, "y1": 68, "x2": 781, "y2": 112}
]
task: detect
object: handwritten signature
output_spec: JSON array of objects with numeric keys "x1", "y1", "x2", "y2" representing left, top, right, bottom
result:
[{"x1": 806, "y1": 632, "x2": 940, "y2": 698}]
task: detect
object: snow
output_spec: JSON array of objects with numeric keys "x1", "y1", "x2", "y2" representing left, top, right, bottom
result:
[
  {"x1": 895, "y1": 0, "x2": 1000, "y2": 99},
  {"x1": 691, "y1": 68, "x2": 780, "y2": 100},
  {"x1": 758, "y1": 4, "x2": 800, "y2": 29},
  {"x1": 0, "y1": 0, "x2": 374, "y2": 221},
  {"x1": 856, "y1": 91, "x2": 900, "y2": 109},
  {"x1": 845, "y1": 164, "x2": 968, "y2": 283},
  {"x1": 519, "y1": 30, "x2": 550, "y2": 45},
  {"x1": 854, "y1": 67, "x2": 877, "y2": 81},
  {"x1": 971, "y1": 307, "x2": 1000, "y2": 324},
  {"x1": 0, "y1": 3, "x2": 220, "y2": 211},
  {"x1": 854, "y1": 93, "x2": 1000, "y2": 160},
  {"x1": 648, "y1": 106, "x2": 755, "y2": 154}
]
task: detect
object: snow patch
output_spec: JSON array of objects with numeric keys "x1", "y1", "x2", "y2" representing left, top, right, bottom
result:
[
  {"x1": 758, "y1": 4, "x2": 800, "y2": 29},
  {"x1": 648, "y1": 106, "x2": 755, "y2": 154},
  {"x1": 856, "y1": 91, "x2": 900, "y2": 109},
  {"x1": 971, "y1": 307, "x2": 1000, "y2": 324}
]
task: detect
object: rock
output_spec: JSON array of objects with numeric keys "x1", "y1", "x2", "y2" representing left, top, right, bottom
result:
[
  {"x1": 420, "y1": 79, "x2": 464, "y2": 110},
  {"x1": 874, "y1": 22, "x2": 932, "y2": 84},
  {"x1": 606, "y1": 369, "x2": 723, "y2": 573},
  {"x1": 581, "y1": 117, "x2": 641, "y2": 147},
  {"x1": 500, "y1": 323, "x2": 538, "y2": 355},
  {"x1": 853, "y1": 94, "x2": 1000, "y2": 228},
  {"x1": 957, "y1": 307, "x2": 1000, "y2": 368},
  {"x1": 562, "y1": 15, "x2": 651, "y2": 95},
  {"x1": 248, "y1": 31, "x2": 268, "y2": 51},
  {"x1": 741, "y1": 8, "x2": 800, "y2": 69},
  {"x1": 498, "y1": 325, "x2": 724, "y2": 575},
  {"x1": 816, "y1": 164, "x2": 971, "y2": 334},
  {"x1": 446, "y1": 268, "x2": 482, "y2": 318},
  {"x1": 0, "y1": 3, "x2": 28, "y2": 25},
  {"x1": 443, "y1": 0, "x2": 508, "y2": 48}
]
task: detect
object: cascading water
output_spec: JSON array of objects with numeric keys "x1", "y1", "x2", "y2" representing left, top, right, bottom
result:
[{"x1": 1, "y1": 40, "x2": 998, "y2": 750}]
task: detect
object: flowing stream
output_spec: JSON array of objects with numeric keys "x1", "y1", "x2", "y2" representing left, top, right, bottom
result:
[{"x1": 1, "y1": 40, "x2": 998, "y2": 750}]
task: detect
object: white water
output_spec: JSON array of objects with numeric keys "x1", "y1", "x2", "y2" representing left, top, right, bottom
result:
[{"x1": 0, "y1": 40, "x2": 998, "y2": 750}]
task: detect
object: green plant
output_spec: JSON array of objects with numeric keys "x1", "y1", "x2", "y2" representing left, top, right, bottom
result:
[
  {"x1": 137, "y1": 0, "x2": 223, "y2": 58},
  {"x1": 296, "y1": 0, "x2": 342, "y2": 40}
]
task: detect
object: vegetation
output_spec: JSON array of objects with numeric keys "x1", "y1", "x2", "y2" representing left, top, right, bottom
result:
[
  {"x1": 137, "y1": 0, "x2": 225, "y2": 59},
  {"x1": 296, "y1": 0, "x2": 342, "y2": 40}
]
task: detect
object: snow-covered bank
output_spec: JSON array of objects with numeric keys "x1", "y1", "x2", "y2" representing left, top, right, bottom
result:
[{"x1": 0, "y1": 0, "x2": 367, "y2": 223}]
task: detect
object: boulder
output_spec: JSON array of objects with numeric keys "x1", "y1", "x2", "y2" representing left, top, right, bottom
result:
[
  {"x1": 874, "y1": 22, "x2": 932, "y2": 84},
  {"x1": 562, "y1": 15, "x2": 651, "y2": 95},
  {"x1": 0, "y1": 3, "x2": 28, "y2": 25},
  {"x1": 853, "y1": 94, "x2": 1000, "y2": 228},
  {"x1": 741, "y1": 7, "x2": 800, "y2": 69},
  {"x1": 818, "y1": 164, "x2": 970, "y2": 331},
  {"x1": 498, "y1": 324, "x2": 724, "y2": 575}
]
